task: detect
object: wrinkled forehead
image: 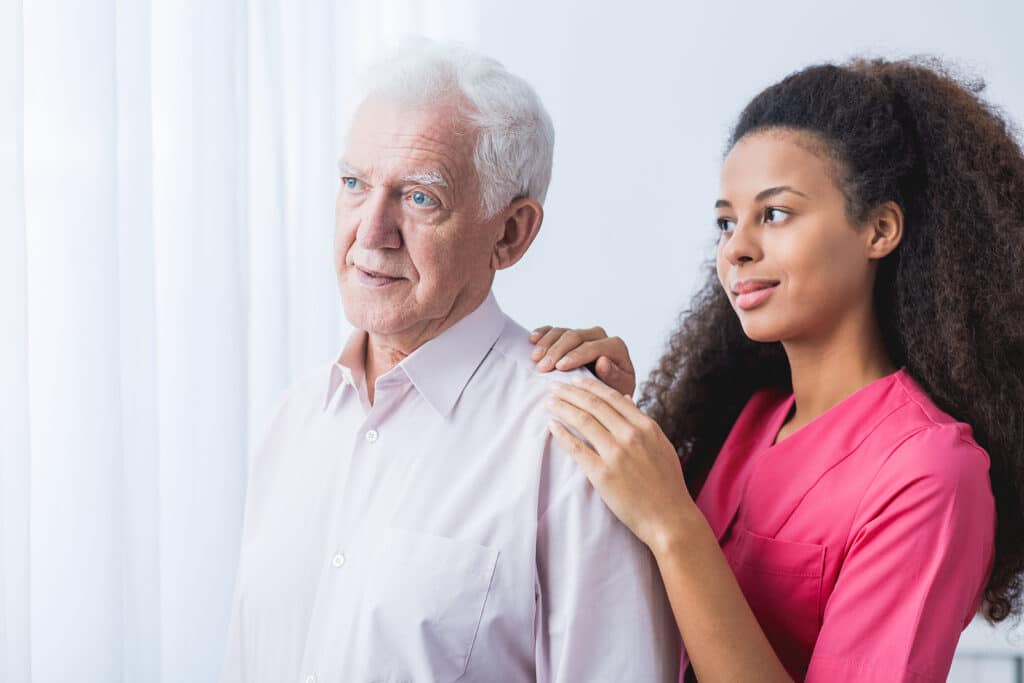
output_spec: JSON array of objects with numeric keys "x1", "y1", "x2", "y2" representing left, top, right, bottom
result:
[{"x1": 341, "y1": 96, "x2": 477, "y2": 187}]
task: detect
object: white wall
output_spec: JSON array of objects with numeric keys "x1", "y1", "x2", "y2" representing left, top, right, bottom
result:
[{"x1": 479, "y1": 0, "x2": 1024, "y2": 383}]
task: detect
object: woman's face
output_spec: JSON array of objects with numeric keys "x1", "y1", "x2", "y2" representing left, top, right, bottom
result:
[{"x1": 714, "y1": 130, "x2": 878, "y2": 344}]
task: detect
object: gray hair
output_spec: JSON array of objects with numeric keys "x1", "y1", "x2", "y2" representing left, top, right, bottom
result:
[{"x1": 363, "y1": 39, "x2": 555, "y2": 219}]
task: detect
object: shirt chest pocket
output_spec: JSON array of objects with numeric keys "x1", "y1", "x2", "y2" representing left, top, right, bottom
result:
[
  {"x1": 361, "y1": 526, "x2": 499, "y2": 682},
  {"x1": 730, "y1": 528, "x2": 826, "y2": 679}
]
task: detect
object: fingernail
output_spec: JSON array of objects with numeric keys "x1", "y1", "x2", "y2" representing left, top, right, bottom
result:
[
  {"x1": 555, "y1": 358, "x2": 568, "y2": 369},
  {"x1": 531, "y1": 346, "x2": 544, "y2": 359},
  {"x1": 538, "y1": 357, "x2": 553, "y2": 370},
  {"x1": 571, "y1": 376, "x2": 585, "y2": 385}
]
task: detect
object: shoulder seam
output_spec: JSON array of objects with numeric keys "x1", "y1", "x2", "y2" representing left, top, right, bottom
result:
[{"x1": 893, "y1": 373, "x2": 987, "y2": 459}]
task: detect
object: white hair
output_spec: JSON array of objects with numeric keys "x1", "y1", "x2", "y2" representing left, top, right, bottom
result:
[{"x1": 362, "y1": 39, "x2": 555, "y2": 219}]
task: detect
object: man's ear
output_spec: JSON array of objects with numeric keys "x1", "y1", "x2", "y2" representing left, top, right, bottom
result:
[
  {"x1": 865, "y1": 200, "x2": 904, "y2": 260},
  {"x1": 490, "y1": 197, "x2": 544, "y2": 271}
]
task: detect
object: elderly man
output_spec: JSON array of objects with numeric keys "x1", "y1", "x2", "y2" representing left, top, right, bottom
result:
[{"x1": 220, "y1": 41, "x2": 677, "y2": 682}]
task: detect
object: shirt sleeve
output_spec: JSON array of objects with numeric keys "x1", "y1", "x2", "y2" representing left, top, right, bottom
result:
[
  {"x1": 534, "y1": 433, "x2": 680, "y2": 682},
  {"x1": 805, "y1": 425, "x2": 995, "y2": 682},
  {"x1": 219, "y1": 388, "x2": 298, "y2": 683}
]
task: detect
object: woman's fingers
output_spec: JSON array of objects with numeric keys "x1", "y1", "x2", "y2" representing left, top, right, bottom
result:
[
  {"x1": 548, "y1": 420, "x2": 605, "y2": 480},
  {"x1": 529, "y1": 326, "x2": 552, "y2": 344},
  {"x1": 540, "y1": 328, "x2": 603, "y2": 371},
  {"x1": 568, "y1": 376, "x2": 649, "y2": 428},
  {"x1": 556, "y1": 335, "x2": 631, "y2": 370},
  {"x1": 545, "y1": 389, "x2": 626, "y2": 456},
  {"x1": 548, "y1": 381, "x2": 636, "y2": 443},
  {"x1": 532, "y1": 326, "x2": 607, "y2": 371},
  {"x1": 591, "y1": 354, "x2": 636, "y2": 396},
  {"x1": 530, "y1": 327, "x2": 567, "y2": 362},
  {"x1": 552, "y1": 339, "x2": 616, "y2": 370},
  {"x1": 594, "y1": 357, "x2": 635, "y2": 397}
]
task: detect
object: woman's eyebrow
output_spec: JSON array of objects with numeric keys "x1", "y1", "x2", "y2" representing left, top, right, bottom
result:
[
  {"x1": 755, "y1": 185, "x2": 810, "y2": 202},
  {"x1": 715, "y1": 186, "x2": 809, "y2": 209}
]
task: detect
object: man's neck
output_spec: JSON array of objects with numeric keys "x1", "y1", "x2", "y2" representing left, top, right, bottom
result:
[{"x1": 362, "y1": 288, "x2": 491, "y2": 404}]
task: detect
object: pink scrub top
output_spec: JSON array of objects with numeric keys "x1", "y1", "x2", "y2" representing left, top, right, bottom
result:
[{"x1": 685, "y1": 368, "x2": 995, "y2": 682}]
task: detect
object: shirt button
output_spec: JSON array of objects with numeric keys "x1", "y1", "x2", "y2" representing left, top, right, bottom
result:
[
  {"x1": 365, "y1": 429, "x2": 379, "y2": 443},
  {"x1": 332, "y1": 552, "x2": 346, "y2": 568}
]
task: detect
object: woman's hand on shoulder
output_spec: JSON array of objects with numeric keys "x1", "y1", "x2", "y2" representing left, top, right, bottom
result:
[
  {"x1": 529, "y1": 325, "x2": 636, "y2": 396},
  {"x1": 546, "y1": 376, "x2": 694, "y2": 551}
]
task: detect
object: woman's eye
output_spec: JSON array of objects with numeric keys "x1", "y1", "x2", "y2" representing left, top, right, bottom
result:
[
  {"x1": 764, "y1": 207, "x2": 789, "y2": 223},
  {"x1": 716, "y1": 217, "x2": 736, "y2": 233},
  {"x1": 409, "y1": 191, "x2": 438, "y2": 208}
]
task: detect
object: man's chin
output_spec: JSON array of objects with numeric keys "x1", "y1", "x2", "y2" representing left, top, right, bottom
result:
[{"x1": 340, "y1": 302, "x2": 410, "y2": 337}]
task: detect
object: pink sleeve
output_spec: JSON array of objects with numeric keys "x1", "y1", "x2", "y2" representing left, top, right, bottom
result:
[{"x1": 806, "y1": 425, "x2": 995, "y2": 682}]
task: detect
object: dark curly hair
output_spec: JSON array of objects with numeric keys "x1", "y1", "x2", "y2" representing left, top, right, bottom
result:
[{"x1": 639, "y1": 57, "x2": 1024, "y2": 623}]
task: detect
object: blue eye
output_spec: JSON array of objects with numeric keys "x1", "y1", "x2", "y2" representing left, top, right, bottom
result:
[
  {"x1": 409, "y1": 191, "x2": 438, "y2": 208},
  {"x1": 341, "y1": 177, "x2": 362, "y2": 191}
]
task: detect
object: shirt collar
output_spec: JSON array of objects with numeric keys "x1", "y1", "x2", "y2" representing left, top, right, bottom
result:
[{"x1": 324, "y1": 291, "x2": 507, "y2": 418}]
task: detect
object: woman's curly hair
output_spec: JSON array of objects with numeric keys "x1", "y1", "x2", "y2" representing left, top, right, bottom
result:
[{"x1": 639, "y1": 57, "x2": 1024, "y2": 622}]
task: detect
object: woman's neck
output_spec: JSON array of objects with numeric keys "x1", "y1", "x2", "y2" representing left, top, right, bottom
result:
[{"x1": 778, "y1": 314, "x2": 898, "y2": 441}]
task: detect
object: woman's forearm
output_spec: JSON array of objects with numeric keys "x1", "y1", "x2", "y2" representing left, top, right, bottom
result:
[{"x1": 651, "y1": 506, "x2": 793, "y2": 683}]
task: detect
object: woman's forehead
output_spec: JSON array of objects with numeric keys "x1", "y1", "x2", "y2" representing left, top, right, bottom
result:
[{"x1": 718, "y1": 132, "x2": 838, "y2": 203}]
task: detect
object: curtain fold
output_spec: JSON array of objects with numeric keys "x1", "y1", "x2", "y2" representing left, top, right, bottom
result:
[
  {"x1": 23, "y1": 1, "x2": 123, "y2": 680},
  {"x1": 115, "y1": 1, "x2": 161, "y2": 680},
  {"x1": 1, "y1": 0, "x2": 31, "y2": 680}
]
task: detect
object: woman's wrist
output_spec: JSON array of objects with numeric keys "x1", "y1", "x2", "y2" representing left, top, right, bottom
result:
[{"x1": 648, "y1": 496, "x2": 708, "y2": 561}]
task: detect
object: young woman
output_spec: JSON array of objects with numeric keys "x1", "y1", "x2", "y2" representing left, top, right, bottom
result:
[{"x1": 533, "y1": 58, "x2": 1024, "y2": 682}]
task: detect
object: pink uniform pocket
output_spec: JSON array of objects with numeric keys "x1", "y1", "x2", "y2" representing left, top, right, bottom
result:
[{"x1": 731, "y1": 528, "x2": 826, "y2": 680}]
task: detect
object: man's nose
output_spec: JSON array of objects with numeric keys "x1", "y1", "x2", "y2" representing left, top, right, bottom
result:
[{"x1": 356, "y1": 191, "x2": 402, "y2": 250}]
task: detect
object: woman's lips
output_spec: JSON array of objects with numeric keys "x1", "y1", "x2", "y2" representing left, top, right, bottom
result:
[
  {"x1": 732, "y1": 280, "x2": 780, "y2": 310},
  {"x1": 355, "y1": 267, "x2": 402, "y2": 287}
]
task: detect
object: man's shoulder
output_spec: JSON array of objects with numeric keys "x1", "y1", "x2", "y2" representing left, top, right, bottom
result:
[
  {"x1": 489, "y1": 315, "x2": 595, "y2": 392},
  {"x1": 261, "y1": 360, "x2": 336, "y2": 424}
]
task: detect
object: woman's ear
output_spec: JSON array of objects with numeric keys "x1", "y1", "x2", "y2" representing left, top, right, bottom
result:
[
  {"x1": 865, "y1": 200, "x2": 904, "y2": 260},
  {"x1": 490, "y1": 197, "x2": 544, "y2": 271}
]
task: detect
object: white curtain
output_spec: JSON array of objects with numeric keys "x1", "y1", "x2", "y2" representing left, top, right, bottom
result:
[{"x1": 0, "y1": 1, "x2": 476, "y2": 681}]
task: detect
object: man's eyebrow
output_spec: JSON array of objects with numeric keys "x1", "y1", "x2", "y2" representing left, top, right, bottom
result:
[
  {"x1": 337, "y1": 161, "x2": 448, "y2": 188},
  {"x1": 338, "y1": 160, "x2": 363, "y2": 177},
  {"x1": 398, "y1": 170, "x2": 448, "y2": 187},
  {"x1": 714, "y1": 186, "x2": 809, "y2": 209}
]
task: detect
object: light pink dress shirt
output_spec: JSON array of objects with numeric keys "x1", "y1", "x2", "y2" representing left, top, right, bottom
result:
[
  {"x1": 221, "y1": 292, "x2": 678, "y2": 683},
  {"x1": 682, "y1": 368, "x2": 995, "y2": 682}
]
